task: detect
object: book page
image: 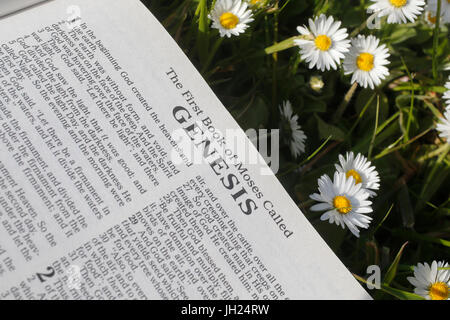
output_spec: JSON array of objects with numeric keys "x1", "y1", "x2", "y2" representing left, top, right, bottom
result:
[
  {"x1": 0, "y1": 0, "x2": 371, "y2": 299},
  {"x1": 0, "y1": 0, "x2": 48, "y2": 17}
]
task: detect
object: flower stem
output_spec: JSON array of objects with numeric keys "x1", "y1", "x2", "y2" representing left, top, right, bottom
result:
[
  {"x1": 333, "y1": 82, "x2": 358, "y2": 123},
  {"x1": 196, "y1": 0, "x2": 209, "y2": 65},
  {"x1": 271, "y1": 0, "x2": 279, "y2": 117},
  {"x1": 201, "y1": 37, "x2": 223, "y2": 74},
  {"x1": 432, "y1": 0, "x2": 442, "y2": 81},
  {"x1": 277, "y1": 136, "x2": 334, "y2": 177},
  {"x1": 264, "y1": 35, "x2": 304, "y2": 55},
  {"x1": 368, "y1": 95, "x2": 380, "y2": 160},
  {"x1": 350, "y1": 20, "x2": 367, "y2": 38},
  {"x1": 400, "y1": 56, "x2": 415, "y2": 143}
]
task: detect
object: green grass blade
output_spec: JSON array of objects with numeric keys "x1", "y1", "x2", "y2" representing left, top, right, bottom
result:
[
  {"x1": 368, "y1": 95, "x2": 380, "y2": 160},
  {"x1": 353, "y1": 273, "x2": 425, "y2": 300},
  {"x1": 383, "y1": 242, "x2": 408, "y2": 285},
  {"x1": 432, "y1": 0, "x2": 442, "y2": 80},
  {"x1": 196, "y1": 0, "x2": 209, "y2": 64}
]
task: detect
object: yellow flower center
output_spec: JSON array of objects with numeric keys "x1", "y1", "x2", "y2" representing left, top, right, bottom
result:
[
  {"x1": 346, "y1": 169, "x2": 363, "y2": 184},
  {"x1": 389, "y1": 0, "x2": 408, "y2": 8},
  {"x1": 314, "y1": 35, "x2": 332, "y2": 51},
  {"x1": 429, "y1": 282, "x2": 449, "y2": 300},
  {"x1": 427, "y1": 12, "x2": 437, "y2": 24},
  {"x1": 220, "y1": 12, "x2": 239, "y2": 30},
  {"x1": 333, "y1": 196, "x2": 352, "y2": 214},
  {"x1": 357, "y1": 52, "x2": 375, "y2": 72},
  {"x1": 251, "y1": 0, "x2": 262, "y2": 4}
]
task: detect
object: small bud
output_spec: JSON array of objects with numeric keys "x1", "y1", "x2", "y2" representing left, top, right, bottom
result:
[{"x1": 309, "y1": 75, "x2": 324, "y2": 92}]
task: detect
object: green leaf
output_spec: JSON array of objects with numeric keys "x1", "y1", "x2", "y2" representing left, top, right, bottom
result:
[
  {"x1": 379, "y1": 284, "x2": 424, "y2": 300},
  {"x1": 315, "y1": 115, "x2": 346, "y2": 141},
  {"x1": 369, "y1": 204, "x2": 394, "y2": 238},
  {"x1": 416, "y1": 147, "x2": 450, "y2": 212},
  {"x1": 383, "y1": 242, "x2": 408, "y2": 285},
  {"x1": 397, "y1": 182, "x2": 415, "y2": 228},
  {"x1": 395, "y1": 94, "x2": 412, "y2": 110},
  {"x1": 391, "y1": 229, "x2": 450, "y2": 248},
  {"x1": 303, "y1": 97, "x2": 327, "y2": 113},
  {"x1": 389, "y1": 25, "x2": 418, "y2": 44},
  {"x1": 355, "y1": 89, "x2": 388, "y2": 125},
  {"x1": 196, "y1": 0, "x2": 209, "y2": 64},
  {"x1": 236, "y1": 96, "x2": 269, "y2": 130}
]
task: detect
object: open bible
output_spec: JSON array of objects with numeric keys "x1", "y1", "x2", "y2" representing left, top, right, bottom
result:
[{"x1": 0, "y1": 0, "x2": 371, "y2": 299}]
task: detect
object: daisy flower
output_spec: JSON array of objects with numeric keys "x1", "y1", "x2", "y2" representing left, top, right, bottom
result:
[
  {"x1": 423, "y1": 10, "x2": 439, "y2": 26},
  {"x1": 437, "y1": 110, "x2": 450, "y2": 143},
  {"x1": 294, "y1": 14, "x2": 351, "y2": 71},
  {"x1": 428, "y1": 0, "x2": 450, "y2": 23},
  {"x1": 443, "y1": 78, "x2": 450, "y2": 108},
  {"x1": 247, "y1": 0, "x2": 265, "y2": 7},
  {"x1": 343, "y1": 35, "x2": 390, "y2": 89},
  {"x1": 280, "y1": 101, "x2": 307, "y2": 158},
  {"x1": 335, "y1": 152, "x2": 380, "y2": 197},
  {"x1": 368, "y1": 0, "x2": 426, "y2": 24},
  {"x1": 309, "y1": 172, "x2": 373, "y2": 238},
  {"x1": 209, "y1": 0, "x2": 254, "y2": 38},
  {"x1": 407, "y1": 261, "x2": 450, "y2": 300}
]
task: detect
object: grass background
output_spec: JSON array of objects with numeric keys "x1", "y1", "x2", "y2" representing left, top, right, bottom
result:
[{"x1": 142, "y1": 0, "x2": 450, "y2": 299}]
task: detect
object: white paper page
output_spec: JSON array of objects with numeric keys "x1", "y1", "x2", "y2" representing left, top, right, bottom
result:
[
  {"x1": 0, "y1": 0, "x2": 49, "y2": 17},
  {"x1": 0, "y1": 0, "x2": 371, "y2": 299}
]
